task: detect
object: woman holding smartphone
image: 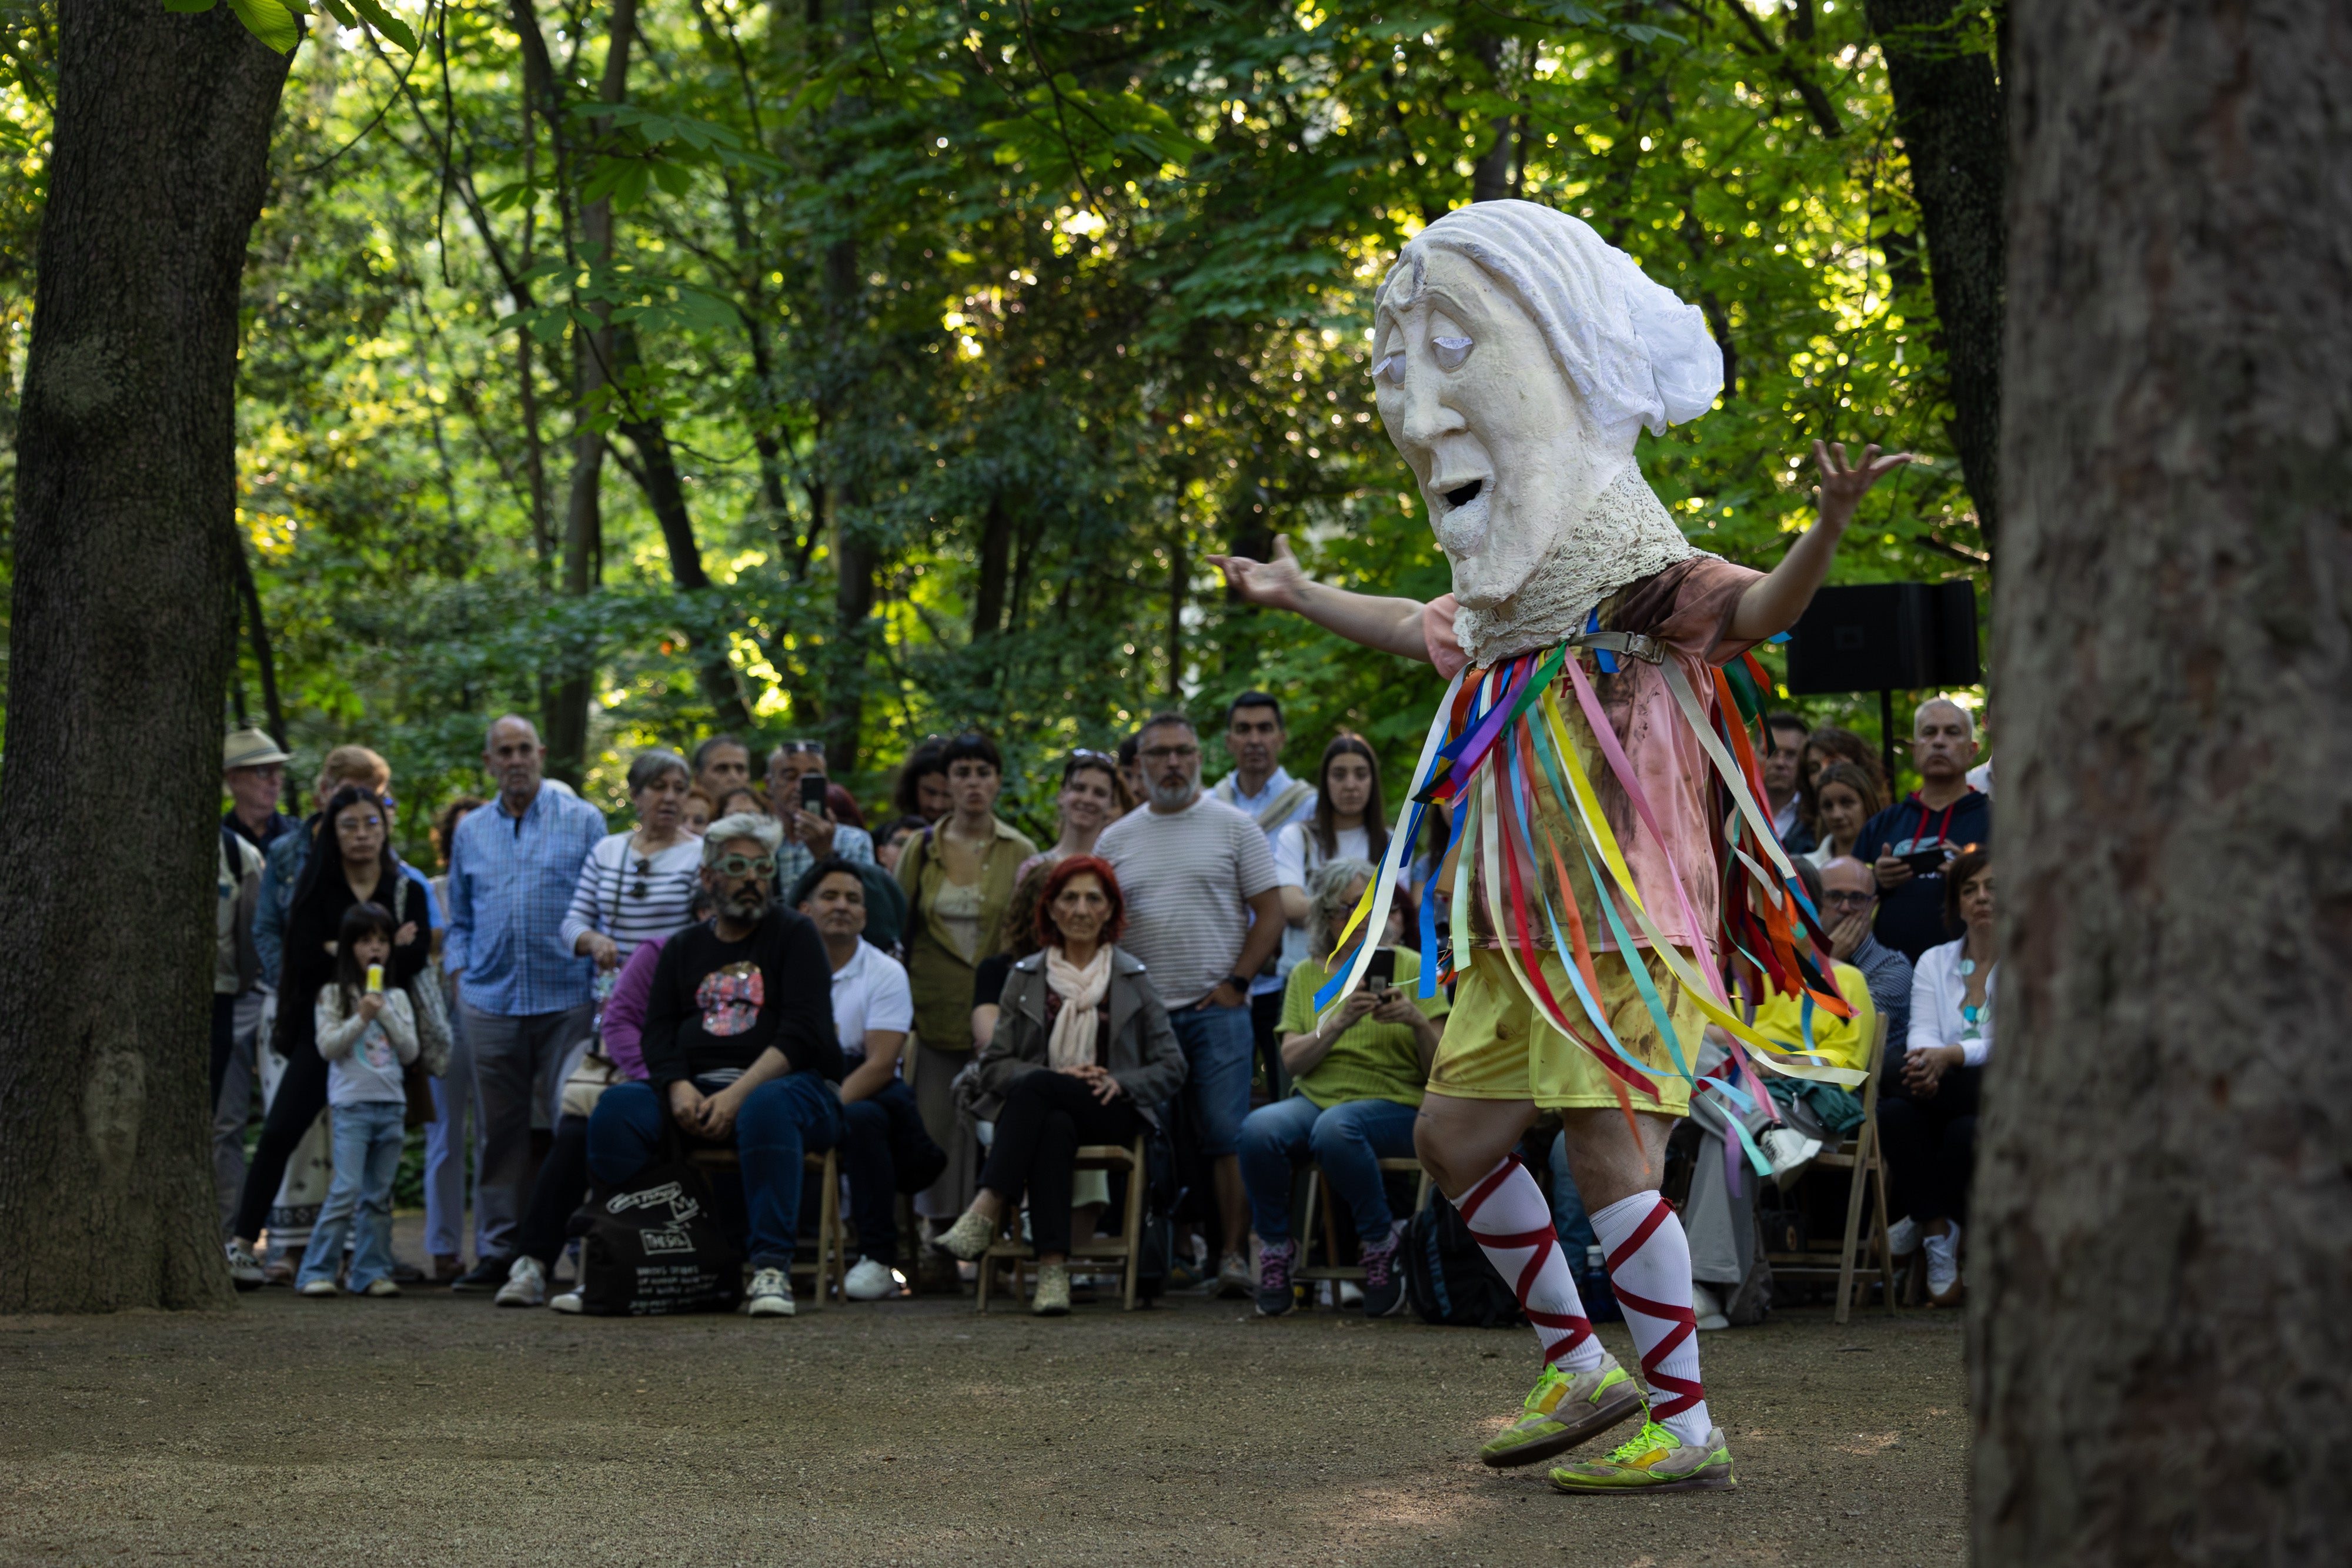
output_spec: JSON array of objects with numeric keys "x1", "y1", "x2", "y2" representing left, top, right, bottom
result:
[{"x1": 1237, "y1": 857, "x2": 1448, "y2": 1320}]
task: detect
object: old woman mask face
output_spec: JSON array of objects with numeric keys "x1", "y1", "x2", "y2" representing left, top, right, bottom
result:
[{"x1": 1371, "y1": 202, "x2": 1723, "y2": 611}]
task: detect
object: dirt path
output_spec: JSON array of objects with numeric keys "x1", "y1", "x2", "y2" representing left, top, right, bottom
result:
[{"x1": 0, "y1": 1264, "x2": 1967, "y2": 1567}]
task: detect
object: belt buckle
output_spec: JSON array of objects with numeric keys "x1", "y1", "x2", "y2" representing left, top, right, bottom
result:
[{"x1": 1621, "y1": 633, "x2": 1665, "y2": 665}]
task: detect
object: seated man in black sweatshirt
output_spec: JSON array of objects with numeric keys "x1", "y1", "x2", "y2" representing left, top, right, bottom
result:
[{"x1": 583, "y1": 812, "x2": 844, "y2": 1318}]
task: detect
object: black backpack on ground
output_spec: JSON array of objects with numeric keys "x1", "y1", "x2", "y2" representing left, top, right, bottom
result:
[
  {"x1": 569, "y1": 1145, "x2": 743, "y2": 1316},
  {"x1": 1402, "y1": 1187, "x2": 1524, "y2": 1329}
]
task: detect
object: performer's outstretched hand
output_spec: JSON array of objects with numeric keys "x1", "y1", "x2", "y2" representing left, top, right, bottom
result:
[
  {"x1": 1812, "y1": 440, "x2": 1913, "y2": 530},
  {"x1": 1729, "y1": 435, "x2": 1917, "y2": 642},
  {"x1": 1206, "y1": 536, "x2": 1314, "y2": 613},
  {"x1": 1206, "y1": 534, "x2": 1436, "y2": 662}
]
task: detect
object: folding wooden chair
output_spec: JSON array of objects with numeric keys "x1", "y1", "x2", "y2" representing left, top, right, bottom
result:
[
  {"x1": 1763, "y1": 1014, "x2": 1897, "y2": 1323},
  {"x1": 1294, "y1": 1156, "x2": 1431, "y2": 1297},
  {"x1": 686, "y1": 1146, "x2": 847, "y2": 1310},
  {"x1": 975, "y1": 1137, "x2": 1149, "y2": 1313}
]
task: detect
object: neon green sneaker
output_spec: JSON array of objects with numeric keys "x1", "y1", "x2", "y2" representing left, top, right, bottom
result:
[
  {"x1": 1477, "y1": 1353, "x2": 1646, "y2": 1469},
  {"x1": 1548, "y1": 1419, "x2": 1736, "y2": 1493}
]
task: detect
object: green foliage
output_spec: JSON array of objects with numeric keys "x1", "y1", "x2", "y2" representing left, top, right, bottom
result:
[{"x1": 38, "y1": 0, "x2": 1995, "y2": 852}]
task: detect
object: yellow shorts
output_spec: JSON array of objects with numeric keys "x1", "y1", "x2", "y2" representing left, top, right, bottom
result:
[{"x1": 1429, "y1": 945, "x2": 1703, "y2": 1115}]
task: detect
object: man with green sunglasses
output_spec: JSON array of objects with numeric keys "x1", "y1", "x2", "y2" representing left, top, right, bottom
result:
[{"x1": 583, "y1": 813, "x2": 846, "y2": 1319}]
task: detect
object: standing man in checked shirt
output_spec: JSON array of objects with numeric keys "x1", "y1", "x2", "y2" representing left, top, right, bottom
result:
[{"x1": 443, "y1": 715, "x2": 607, "y2": 1291}]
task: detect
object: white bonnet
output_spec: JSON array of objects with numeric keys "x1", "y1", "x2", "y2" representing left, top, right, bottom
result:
[{"x1": 1378, "y1": 200, "x2": 1723, "y2": 439}]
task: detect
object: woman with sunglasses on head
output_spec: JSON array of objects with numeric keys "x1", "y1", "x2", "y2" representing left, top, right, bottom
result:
[
  {"x1": 1016, "y1": 750, "x2": 1136, "y2": 887},
  {"x1": 560, "y1": 750, "x2": 703, "y2": 975}
]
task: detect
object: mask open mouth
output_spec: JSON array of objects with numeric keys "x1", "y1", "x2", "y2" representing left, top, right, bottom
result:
[{"x1": 1429, "y1": 470, "x2": 1494, "y2": 554}]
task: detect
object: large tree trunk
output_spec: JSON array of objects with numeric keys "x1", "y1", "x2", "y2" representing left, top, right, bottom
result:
[
  {"x1": 1977, "y1": 0, "x2": 2351, "y2": 1559},
  {"x1": 1863, "y1": 0, "x2": 2006, "y2": 550},
  {"x1": 0, "y1": 1, "x2": 290, "y2": 1313}
]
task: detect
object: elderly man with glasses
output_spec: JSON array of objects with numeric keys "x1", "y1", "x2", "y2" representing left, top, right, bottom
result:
[
  {"x1": 1816, "y1": 855, "x2": 1915, "y2": 1063},
  {"x1": 585, "y1": 813, "x2": 845, "y2": 1318}
]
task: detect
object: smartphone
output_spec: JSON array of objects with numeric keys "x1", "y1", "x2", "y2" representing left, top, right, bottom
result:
[
  {"x1": 1901, "y1": 847, "x2": 1950, "y2": 876},
  {"x1": 1365, "y1": 947, "x2": 1397, "y2": 993},
  {"x1": 799, "y1": 774, "x2": 828, "y2": 813},
  {"x1": 365, "y1": 962, "x2": 385, "y2": 994}
]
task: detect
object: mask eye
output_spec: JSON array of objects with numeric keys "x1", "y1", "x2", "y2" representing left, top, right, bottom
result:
[
  {"x1": 1372, "y1": 351, "x2": 1405, "y2": 386},
  {"x1": 1432, "y1": 335, "x2": 1473, "y2": 371}
]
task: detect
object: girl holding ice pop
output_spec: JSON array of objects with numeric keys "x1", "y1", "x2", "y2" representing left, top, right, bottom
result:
[{"x1": 296, "y1": 903, "x2": 419, "y2": 1298}]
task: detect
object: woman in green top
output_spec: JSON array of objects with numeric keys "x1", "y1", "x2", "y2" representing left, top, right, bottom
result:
[
  {"x1": 1240, "y1": 857, "x2": 1448, "y2": 1319},
  {"x1": 895, "y1": 731, "x2": 1038, "y2": 1215}
]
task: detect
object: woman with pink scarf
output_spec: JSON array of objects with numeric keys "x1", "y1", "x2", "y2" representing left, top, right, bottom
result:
[{"x1": 933, "y1": 855, "x2": 1187, "y2": 1314}]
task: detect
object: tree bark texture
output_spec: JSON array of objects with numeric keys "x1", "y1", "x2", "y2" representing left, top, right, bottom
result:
[
  {"x1": 1979, "y1": 1, "x2": 2352, "y2": 1560},
  {"x1": 0, "y1": 1, "x2": 290, "y2": 1312},
  {"x1": 1863, "y1": 0, "x2": 2006, "y2": 548}
]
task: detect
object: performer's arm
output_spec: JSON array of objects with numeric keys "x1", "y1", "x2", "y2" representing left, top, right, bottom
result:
[
  {"x1": 1205, "y1": 537, "x2": 1433, "y2": 664},
  {"x1": 1729, "y1": 441, "x2": 1914, "y2": 642}
]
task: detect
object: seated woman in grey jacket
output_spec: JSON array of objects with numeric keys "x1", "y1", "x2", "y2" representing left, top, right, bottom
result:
[{"x1": 933, "y1": 854, "x2": 1187, "y2": 1314}]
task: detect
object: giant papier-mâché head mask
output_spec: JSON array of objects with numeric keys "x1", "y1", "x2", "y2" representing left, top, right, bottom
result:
[{"x1": 1371, "y1": 200, "x2": 1724, "y2": 610}]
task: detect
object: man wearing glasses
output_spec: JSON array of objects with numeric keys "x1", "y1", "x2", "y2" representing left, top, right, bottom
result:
[
  {"x1": 1095, "y1": 712, "x2": 1287, "y2": 1298},
  {"x1": 590, "y1": 813, "x2": 844, "y2": 1318},
  {"x1": 1816, "y1": 855, "x2": 1915, "y2": 1079}
]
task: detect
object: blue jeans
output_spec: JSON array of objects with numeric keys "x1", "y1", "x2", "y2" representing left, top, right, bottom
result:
[
  {"x1": 1238, "y1": 1094, "x2": 1420, "y2": 1245},
  {"x1": 1170, "y1": 1003, "x2": 1255, "y2": 1158},
  {"x1": 586, "y1": 1074, "x2": 842, "y2": 1269},
  {"x1": 296, "y1": 1101, "x2": 405, "y2": 1292}
]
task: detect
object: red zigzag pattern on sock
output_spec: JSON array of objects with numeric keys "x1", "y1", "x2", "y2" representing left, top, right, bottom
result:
[
  {"x1": 1603, "y1": 1195, "x2": 1702, "y2": 1418},
  {"x1": 1457, "y1": 1156, "x2": 1593, "y2": 1367}
]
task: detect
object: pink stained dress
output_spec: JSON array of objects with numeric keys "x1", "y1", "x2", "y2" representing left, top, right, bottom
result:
[{"x1": 1418, "y1": 556, "x2": 1763, "y2": 955}]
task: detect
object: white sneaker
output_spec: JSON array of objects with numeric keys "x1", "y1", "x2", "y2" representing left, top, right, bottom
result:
[
  {"x1": 1215, "y1": 1251, "x2": 1254, "y2": 1299},
  {"x1": 225, "y1": 1241, "x2": 266, "y2": 1292},
  {"x1": 494, "y1": 1255, "x2": 547, "y2": 1309},
  {"x1": 746, "y1": 1267, "x2": 796, "y2": 1318},
  {"x1": 843, "y1": 1257, "x2": 900, "y2": 1301},
  {"x1": 1762, "y1": 1128, "x2": 1823, "y2": 1184},
  {"x1": 1338, "y1": 1281, "x2": 1364, "y2": 1309},
  {"x1": 1692, "y1": 1281, "x2": 1730, "y2": 1331},
  {"x1": 362, "y1": 1278, "x2": 401, "y2": 1298},
  {"x1": 1885, "y1": 1215, "x2": 1922, "y2": 1259},
  {"x1": 298, "y1": 1278, "x2": 337, "y2": 1297},
  {"x1": 1923, "y1": 1223, "x2": 1963, "y2": 1303},
  {"x1": 549, "y1": 1290, "x2": 584, "y2": 1315}
]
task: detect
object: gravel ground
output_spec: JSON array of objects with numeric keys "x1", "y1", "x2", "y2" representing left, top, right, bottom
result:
[{"x1": 0, "y1": 1238, "x2": 1967, "y2": 1567}]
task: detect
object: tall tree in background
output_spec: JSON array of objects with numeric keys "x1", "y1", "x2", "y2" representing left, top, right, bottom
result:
[
  {"x1": 0, "y1": 0, "x2": 292, "y2": 1310},
  {"x1": 1865, "y1": 0, "x2": 2006, "y2": 547},
  {"x1": 1979, "y1": 0, "x2": 2349, "y2": 1557}
]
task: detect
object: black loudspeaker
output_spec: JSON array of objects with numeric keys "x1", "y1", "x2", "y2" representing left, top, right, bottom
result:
[{"x1": 1783, "y1": 581, "x2": 1979, "y2": 695}]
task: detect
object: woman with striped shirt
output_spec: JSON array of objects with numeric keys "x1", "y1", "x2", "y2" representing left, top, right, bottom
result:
[{"x1": 560, "y1": 750, "x2": 703, "y2": 972}]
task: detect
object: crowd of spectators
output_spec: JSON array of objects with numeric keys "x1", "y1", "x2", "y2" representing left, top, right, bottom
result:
[{"x1": 207, "y1": 683, "x2": 1992, "y2": 1320}]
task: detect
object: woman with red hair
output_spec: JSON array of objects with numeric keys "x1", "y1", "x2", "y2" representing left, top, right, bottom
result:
[{"x1": 934, "y1": 855, "x2": 1187, "y2": 1313}]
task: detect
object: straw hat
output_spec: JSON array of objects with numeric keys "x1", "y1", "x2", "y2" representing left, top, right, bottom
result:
[{"x1": 223, "y1": 727, "x2": 293, "y2": 771}]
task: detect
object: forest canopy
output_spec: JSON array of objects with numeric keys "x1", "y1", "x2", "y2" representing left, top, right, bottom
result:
[{"x1": 0, "y1": 0, "x2": 1996, "y2": 854}]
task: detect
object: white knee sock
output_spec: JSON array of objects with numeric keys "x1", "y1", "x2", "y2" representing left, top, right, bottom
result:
[
  {"x1": 1455, "y1": 1157, "x2": 1603, "y2": 1375},
  {"x1": 1589, "y1": 1191, "x2": 1713, "y2": 1446}
]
